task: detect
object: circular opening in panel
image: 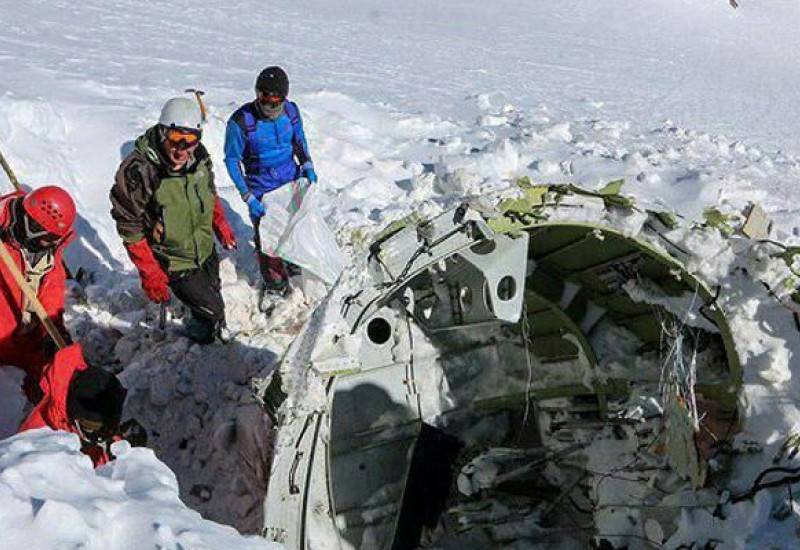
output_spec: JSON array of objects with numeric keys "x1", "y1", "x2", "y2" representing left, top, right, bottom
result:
[
  {"x1": 497, "y1": 276, "x2": 517, "y2": 302},
  {"x1": 367, "y1": 317, "x2": 392, "y2": 345},
  {"x1": 470, "y1": 240, "x2": 496, "y2": 255}
]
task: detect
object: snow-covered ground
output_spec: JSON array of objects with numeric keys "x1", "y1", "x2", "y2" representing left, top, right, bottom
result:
[
  {"x1": 0, "y1": 429, "x2": 277, "y2": 549},
  {"x1": 2, "y1": 0, "x2": 800, "y2": 547}
]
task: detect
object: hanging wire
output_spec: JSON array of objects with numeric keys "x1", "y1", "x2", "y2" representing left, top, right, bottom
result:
[
  {"x1": 657, "y1": 285, "x2": 701, "y2": 427},
  {"x1": 520, "y1": 300, "x2": 535, "y2": 427}
]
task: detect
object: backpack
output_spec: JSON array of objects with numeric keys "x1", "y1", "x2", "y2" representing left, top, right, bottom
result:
[{"x1": 242, "y1": 101, "x2": 301, "y2": 164}]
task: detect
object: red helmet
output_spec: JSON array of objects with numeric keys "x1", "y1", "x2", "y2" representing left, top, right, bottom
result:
[{"x1": 22, "y1": 186, "x2": 77, "y2": 237}]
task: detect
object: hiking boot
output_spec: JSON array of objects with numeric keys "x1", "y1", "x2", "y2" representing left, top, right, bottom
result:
[
  {"x1": 183, "y1": 316, "x2": 216, "y2": 345},
  {"x1": 259, "y1": 279, "x2": 290, "y2": 315},
  {"x1": 285, "y1": 262, "x2": 302, "y2": 278},
  {"x1": 263, "y1": 277, "x2": 289, "y2": 296}
]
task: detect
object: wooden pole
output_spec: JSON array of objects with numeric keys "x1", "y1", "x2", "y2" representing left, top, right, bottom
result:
[
  {"x1": 0, "y1": 146, "x2": 22, "y2": 191},
  {"x1": 0, "y1": 241, "x2": 66, "y2": 349}
]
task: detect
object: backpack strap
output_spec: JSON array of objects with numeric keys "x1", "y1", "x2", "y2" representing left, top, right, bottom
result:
[
  {"x1": 242, "y1": 107, "x2": 260, "y2": 173},
  {"x1": 283, "y1": 101, "x2": 311, "y2": 167},
  {"x1": 284, "y1": 101, "x2": 300, "y2": 129}
]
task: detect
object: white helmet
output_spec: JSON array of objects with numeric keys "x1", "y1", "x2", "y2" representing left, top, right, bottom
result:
[{"x1": 158, "y1": 97, "x2": 202, "y2": 131}]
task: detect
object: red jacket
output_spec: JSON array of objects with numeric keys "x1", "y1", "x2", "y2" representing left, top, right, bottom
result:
[
  {"x1": 0, "y1": 191, "x2": 71, "y2": 375},
  {"x1": 19, "y1": 343, "x2": 112, "y2": 467}
]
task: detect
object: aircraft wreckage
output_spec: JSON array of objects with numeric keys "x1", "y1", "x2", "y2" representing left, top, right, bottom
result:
[{"x1": 254, "y1": 180, "x2": 800, "y2": 548}]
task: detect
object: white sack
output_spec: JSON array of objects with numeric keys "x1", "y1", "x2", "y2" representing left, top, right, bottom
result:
[{"x1": 259, "y1": 180, "x2": 346, "y2": 285}]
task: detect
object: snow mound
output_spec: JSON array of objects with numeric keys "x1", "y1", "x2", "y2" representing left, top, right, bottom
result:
[{"x1": 0, "y1": 429, "x2": 279, "y2": 550}]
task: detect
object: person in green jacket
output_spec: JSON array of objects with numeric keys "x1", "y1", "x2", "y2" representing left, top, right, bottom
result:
[{"x1": 110, "y1": 97, "x2": 237, "y2": 344}]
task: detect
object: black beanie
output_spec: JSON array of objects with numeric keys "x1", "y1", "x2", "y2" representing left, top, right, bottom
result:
[
  {"x1": 255, "y1": 66, "x2": 289, "y2": 97},
  {"x1": 67, "y1": 367, "x2": 126, "y2": 427}
]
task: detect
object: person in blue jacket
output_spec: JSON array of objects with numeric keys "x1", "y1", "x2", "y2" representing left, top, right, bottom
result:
[{"x1": 224, "y1": 66, "x2": 317, "y2": 295}]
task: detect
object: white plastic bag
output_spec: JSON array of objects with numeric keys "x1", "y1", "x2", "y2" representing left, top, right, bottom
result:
[{"x1": 259, "y1": 179, "x2": 346, "y2": 285}]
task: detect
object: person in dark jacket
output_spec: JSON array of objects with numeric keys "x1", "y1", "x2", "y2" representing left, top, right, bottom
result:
[
  {"x1": 19, "y1": 343, "x2": 127, "y2": 467},
  {"x1": 224, "y1": 66, "x2": 316, "y2": 296},
  {"x1": 111, "y1": 97, "x2": 237, "y2": 344}
]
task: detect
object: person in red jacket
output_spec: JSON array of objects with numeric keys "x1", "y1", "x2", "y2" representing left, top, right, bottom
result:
[
  {"x1": 19, "y1": 343, "x2": 127, "y2": 467},
  {"x1": 0, "y1": 186, "x2": 75, "y2": 394}
]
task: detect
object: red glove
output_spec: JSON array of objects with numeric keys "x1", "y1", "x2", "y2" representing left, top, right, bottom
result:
[
  {"x1": 124, "y1": 239, "x2": 170, "y2": 303},
  {"x1": 213, "y1": 198, "x2": 237, "y2": 250}
]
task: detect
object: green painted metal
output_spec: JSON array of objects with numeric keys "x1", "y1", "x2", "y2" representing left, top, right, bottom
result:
[
  {"x1": 365, "y1": 178, "x2": 743, "y2": 414},
  {"x1": 516, "y1": 221, "x2": 742, "y2": 414},
  {"x1": 474, "y1": 379, "x2": 630, "y2": 412},
  {"x1": 702, "y1": 207, "x2": 737, "y2": 236}
]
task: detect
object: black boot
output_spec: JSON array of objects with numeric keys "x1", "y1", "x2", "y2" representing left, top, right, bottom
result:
[
  {"x1": 183, "y1": 315, "x2": 216, "y2": 345},
  {"x1": 263, "y1": 277, "x2": 289, "y2": 297}
]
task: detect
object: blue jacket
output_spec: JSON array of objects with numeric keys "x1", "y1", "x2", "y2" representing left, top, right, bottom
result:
[{"x1": 224, "y1": 101, "x2": 312, "y2": 199}]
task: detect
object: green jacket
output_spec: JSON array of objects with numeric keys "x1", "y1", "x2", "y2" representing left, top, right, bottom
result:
[{"x1": 111, "y1": 126, "x2": 218, "y2": 273}]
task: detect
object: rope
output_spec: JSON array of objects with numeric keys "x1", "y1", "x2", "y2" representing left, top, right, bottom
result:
[{"x1": 520, "y1": 301, "x2": 534, "y2": 427}]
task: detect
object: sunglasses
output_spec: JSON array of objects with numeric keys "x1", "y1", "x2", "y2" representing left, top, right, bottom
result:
[
  {"x1": 257, "y1": 92, "x2": 285, "y2": 107},
  {"x1": 23, "y1": 213, "x2": 62, "y2": 247},
  {"x1": 165, "y1": 128, "x2": 201, "y2": 149}
]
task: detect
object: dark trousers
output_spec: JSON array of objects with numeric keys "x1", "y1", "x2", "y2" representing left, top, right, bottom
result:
[
  {"x1": 169, "y1": 250, "x2": 225, "y2": 327},
  {"x1": 252, "y1": 216, "x2": 288, "y2": 284}
]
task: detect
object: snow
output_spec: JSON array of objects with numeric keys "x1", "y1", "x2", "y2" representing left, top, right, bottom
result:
[
  {"x1": 0, "y1": 429, "x2": 277, "y2": 550},
  {"x1": 1, "y1": 0, "x2": 800, "y2": 547}
]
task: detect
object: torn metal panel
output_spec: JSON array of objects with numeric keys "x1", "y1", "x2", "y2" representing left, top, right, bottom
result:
[
  {"x1": 458, "y1": 232, "x2": 529, "y2": 323},
  {"x1": 370, "y1": 206, "x2": 494, "y2": 284},
  {"x1": 740, "y1": 202, "x2": 772, "y2": 240},
  {"x1": 260, "y1": 180, "x2": 785, "y2": 549}
]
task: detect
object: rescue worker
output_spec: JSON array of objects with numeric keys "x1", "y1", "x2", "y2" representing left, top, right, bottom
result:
[
  {"x1": 224, "y1": 66, "x2": 316, "y2": 296},
  {"x1": 111, "y1": 97, "x2": 237, "y2": 344},
  {"x1": 19, "y1": 343, "x2": 127, "y2": 467},
  {"x1": 0, "y1": 185, "x2": 75, "y2": 396}
]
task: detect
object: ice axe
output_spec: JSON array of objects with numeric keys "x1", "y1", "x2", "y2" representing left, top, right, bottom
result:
[
  {"x1": 150, "y1": 300, "x2": 169, "y2": 342},
  {"x1": 185, "y1": 88, "x2": 208, "y2": 124},
  {"x1": 159, "y1": 302, "x2": 167, "y2": 330}
]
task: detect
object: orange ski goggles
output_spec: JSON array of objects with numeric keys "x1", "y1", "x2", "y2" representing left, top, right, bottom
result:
[{"x1": 165, "y1": 128, "x2": 201, "y2": 149}]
